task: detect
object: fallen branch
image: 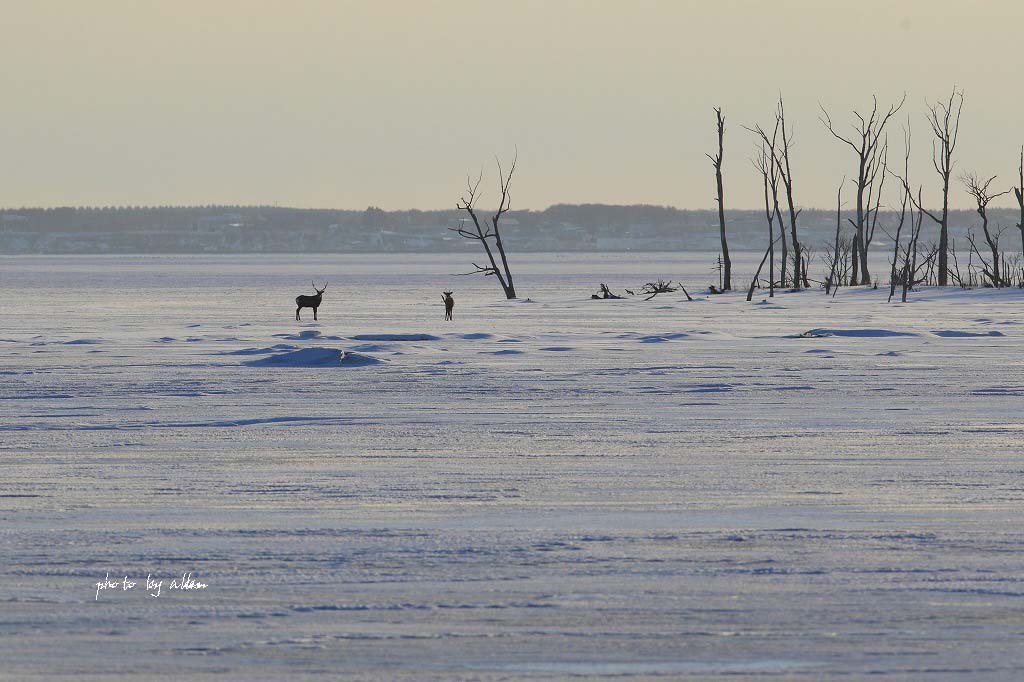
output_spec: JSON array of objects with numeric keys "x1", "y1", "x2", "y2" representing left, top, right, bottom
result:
[
  {"x1": 591, "y1": 283, "x2": 624, "y2": 299},
  {"x1": 638, "y1": 279, "x2": 678, "y2": 300}
]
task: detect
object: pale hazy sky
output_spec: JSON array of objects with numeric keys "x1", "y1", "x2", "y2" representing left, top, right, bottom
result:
[{"x1": 2, "y1": 1, "x2": 1022, "y2": 210}]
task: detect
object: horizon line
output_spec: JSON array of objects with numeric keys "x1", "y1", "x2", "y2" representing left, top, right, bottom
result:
[{"x1": 2, "y1": 202, "x2": 1020, "y2": 214}]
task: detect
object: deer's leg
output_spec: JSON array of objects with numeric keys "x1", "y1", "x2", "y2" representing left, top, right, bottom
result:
[
  {"x1": 313, "y1": 307, "x2": 318, "y2": 321},
  {"x1": 296, "y1": 307, "x2": 301, "y2": 321}
]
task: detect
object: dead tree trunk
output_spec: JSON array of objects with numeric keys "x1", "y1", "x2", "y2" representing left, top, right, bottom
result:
[
  {"x1": 890, "y1": 133, "x2": 937, "y2": 303},
  {"x1": 754, "y1": 137, "x2": 781, "y2": 298},
  {"x1": 450, "y1": 154, "x2": 519, "y2": 299},
  {"x1": 905, "y1": 196, "x2": 926, "y2": 302},
  {"x1": 747, "y1": 241, "x2": 773, "y2": 302},
  {"x1": 1015, "y1": 147, "x2": 1024, "y2": 255},
  {"x1": 776, "y1": 188, "x2": 788, "y2": 287},
  {"x1": 924, "y1": 87, "x2": 963, "y2": 286},
  {"x1": 777, "y1": 96, "x2": 802, "y2": 290},
  {"x1": 706, "y1": 107, "x2": 731, "y2": 290},
  {"x1": 820, "y1": 95, "x2": 904, "y2": 284},
  {"x1": 826, "y1": 179, "x2": 844, "y2": 295},
  {"x1": 887, "y1": 128, "x2": 912, "y2": 303}
]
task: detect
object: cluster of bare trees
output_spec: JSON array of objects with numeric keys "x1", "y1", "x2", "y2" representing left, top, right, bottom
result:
[
  {"x1": 710, "y1": 87, "x2": 1024, "y2": 300},
  {"x1": 710, "y1": 97, "x2": 807, "y2": 295},
  {"x1": 452, "y1": 88, "x2": 1022, "y2": 302},
  {"x1": 820, "y1": 95, "x2": 902, "y2": 286}
]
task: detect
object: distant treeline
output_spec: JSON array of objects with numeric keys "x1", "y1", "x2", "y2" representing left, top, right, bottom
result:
[{"x1": 0, "y1": 204, "x2": 1019, "y2": 254}]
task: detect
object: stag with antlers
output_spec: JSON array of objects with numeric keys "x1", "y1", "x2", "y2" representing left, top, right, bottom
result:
[
  {"x1": 295, "y1": 281, "x2": 327, "y2": 321},
  {"x1": 442, "y1": 291, "x2": 455, "y2": 321}
]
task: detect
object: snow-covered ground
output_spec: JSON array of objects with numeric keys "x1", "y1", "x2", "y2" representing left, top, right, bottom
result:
[{"x1": 2, "y1": 252, "x2": 1024, "y2": 680}]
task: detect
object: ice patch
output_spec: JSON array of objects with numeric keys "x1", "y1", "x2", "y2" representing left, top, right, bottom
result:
[
  {"x1": 686, "y1": 383, "x2": 733, "y2": 393},
  {"x1": 638, "y1": 333, "x2": 690, "y2": 343},
  {"x1": 273, "y1": 329, "x2": 344, "y2": 341},
  {"x1": 931, "y1": 330, "x2": 1005, "y2": 338},
  {"x1": 800, "y1": 328, "x2": 917, "y2": 338}
]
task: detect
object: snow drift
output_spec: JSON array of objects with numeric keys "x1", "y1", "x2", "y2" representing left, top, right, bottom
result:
[{"x1": 244, "y1": 347, "x2": 383, "y2": 367}]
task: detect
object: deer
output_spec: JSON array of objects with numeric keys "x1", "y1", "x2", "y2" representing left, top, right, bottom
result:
[
  {"x1": 442, "y1": 291, "x2": 454, "y2": 321},
  {"x1": 295, "y1": 281, "x2": 327, "y2": 321}
]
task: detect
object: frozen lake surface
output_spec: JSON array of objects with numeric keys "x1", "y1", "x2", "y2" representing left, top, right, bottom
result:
[{"x1": 2, "y1": 252, "x2": 1024, "y2": 679}]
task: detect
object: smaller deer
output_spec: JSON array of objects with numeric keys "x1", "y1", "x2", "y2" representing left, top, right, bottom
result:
[
  {"x1": 442, "y1": 291, "x2": 454, "y2": 321},
  {"x1": 295, "y1": 281, "x2": 327, "y2": 321}
]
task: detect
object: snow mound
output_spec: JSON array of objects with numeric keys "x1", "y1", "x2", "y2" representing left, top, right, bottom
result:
[
  {"x1": 350, "y1": 333, "x2": 439, "y2": 341},
  {"x1": 245, "y1": 348, "x2": 384, "y2": 367},
  {"x1": 223, "y1": 344, "x2": 298, "y2": 356},
  {"x1": 338, "y1": 351, "x2": 385, "y2": 366},
  {"x1": 799, "y1": 328, "x2": 917, "y2": 338}
]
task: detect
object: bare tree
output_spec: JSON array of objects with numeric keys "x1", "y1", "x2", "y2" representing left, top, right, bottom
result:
[
  {"x1": 886, "y1": 128, "x2": 912, "y2": 302},
  {"x1": 962, "y1": 172, "x2": 1011, "y2": 286},
  {"x1": 890, "y1": 138, "x2": 940, "y2": 302},
  {"x1": 922, "y1": 87, "x2": 964, "y2": 285},
  {"x1": 450, "y1": 154, "x2": 519, "y2": 299},
  {"x1": 820, "y1": 94, "x2": 905, "y2": 284},
  {"x1": 706, "y1": 107, "x2": 731, "y2": 290},
  {"x1": 752, "y1": 134, "x2": 782, "y2": 297},
  {"x1": 747, "y1": 98, "x2": 801, "y2": 288}
]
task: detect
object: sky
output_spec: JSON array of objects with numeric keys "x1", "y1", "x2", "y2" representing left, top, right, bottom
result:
[{"x1": 1, "y1": 0, "x2": 1022, "y2": 210}]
